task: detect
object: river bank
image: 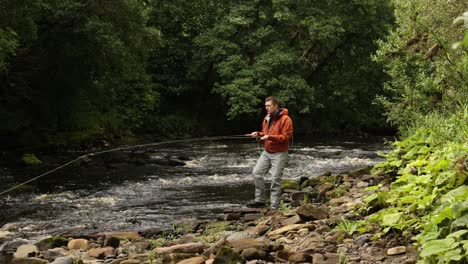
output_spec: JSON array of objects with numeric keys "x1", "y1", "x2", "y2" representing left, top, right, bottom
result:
[{"x1": 1, "y1": 166, "x2": 417, "y2": 264}]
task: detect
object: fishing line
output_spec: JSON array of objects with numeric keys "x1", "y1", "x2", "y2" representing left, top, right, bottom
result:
[{"x1": 0, "y1": 134, "x2": 256, "y2": 196}]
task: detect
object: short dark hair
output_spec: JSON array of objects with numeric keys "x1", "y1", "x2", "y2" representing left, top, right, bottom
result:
[{"x1": 265, "y1": 96, "x2": 279, "y2": 105}]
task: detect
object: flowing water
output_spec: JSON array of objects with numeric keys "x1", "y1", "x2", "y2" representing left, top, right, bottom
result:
[{"x1": 0, "y1": 138, "x2": 388, "y2": 248}]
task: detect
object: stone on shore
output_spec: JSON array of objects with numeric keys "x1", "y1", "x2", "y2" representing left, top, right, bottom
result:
[
  {"x1": 87, "y1": 247, "x2": 115, "y2": 259},
  {"x1": 227, "y1": 238, "x2": 269, "y2": 252},
  {"x1": 12, "y1": 257, "x2": 48, "y2": 264},
  {"x1": 267, "y1": 224, "x2": 315, "y2": 237},
  {"x1": 154, "y1": 242, "x2": 205, "y2": 254},
  {"x1": 14, "y1": 244, "x2": 39, "y2": 258},
  {"x1": 68, "y1": 239, "x2": 89, "y2": 250},
  {"x1": 241, "y1": 248, "x2": 267, "y2": 260},
  {"x1": 213, "y1": 247, "x2": 245, "y2": 264},
  {"x1": 387, "y1": 246, "x2": 406, "y2": 255},
  {"x1": 50, "y1": 256, "x2": 74, "y2": 264},
  {"x1": 177, "y1": 256, "x2": 206, "y2": 264},
  {"x1": 296, "y1": 204, "x2": 329, "y2": 220}
]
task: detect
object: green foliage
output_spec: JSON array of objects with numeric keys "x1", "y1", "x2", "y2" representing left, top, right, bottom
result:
[
  {"x1": 334, "y1": 218, "x2": 368, "y2": 236},
  {"x1": 366, "y1": 128, "x2": 468, "y2": 262}
]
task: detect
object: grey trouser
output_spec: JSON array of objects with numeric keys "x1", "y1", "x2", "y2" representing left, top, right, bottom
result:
[{"x1": 252, "y1": 150, "x2": 289, "y2": 209}]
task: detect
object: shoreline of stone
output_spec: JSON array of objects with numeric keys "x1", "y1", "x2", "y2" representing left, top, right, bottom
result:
[{"x1": 1, "y1": 167, "x2": 418, "y2": 264}]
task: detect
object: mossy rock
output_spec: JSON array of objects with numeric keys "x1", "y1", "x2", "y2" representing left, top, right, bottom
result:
[
  {"x1": 321, "y1": 171, "x2": 332, "y2": 176},
  {"x1": 36, "y1": 236, "x2": 69, "y2": 251},
  {"x1": 214, "y1": 246, "x2": 245, "y2": 264},
  {"x1": 300, "y1": 178, "x2": 320, "y2": 189},
  {"x1": 21, "y1": 154, "x2": 42, "y2": 166},
  {"x1": 348, "y1": 166, "x2": 372, "y2": 176},
  {"x1": 281, "y1": 180, "x2": 300, "y2": 190}
]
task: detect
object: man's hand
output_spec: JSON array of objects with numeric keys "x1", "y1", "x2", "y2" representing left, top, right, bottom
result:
[
  {"x1": 260, "y1": 135, "x2": 269, "y2": 141},
  {"x1": 249, "y1": 132, "x2": 259, "y2": 137}
]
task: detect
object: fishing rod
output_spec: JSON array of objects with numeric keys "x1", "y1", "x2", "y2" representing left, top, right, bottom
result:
[{"x1": 0, "y1": 134, "x2": 259, "y2": 196}]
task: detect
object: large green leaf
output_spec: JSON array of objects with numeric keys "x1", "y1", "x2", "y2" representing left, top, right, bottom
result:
[{"x1": 420, "y1": 238, "x2": 458, "y2": 257}]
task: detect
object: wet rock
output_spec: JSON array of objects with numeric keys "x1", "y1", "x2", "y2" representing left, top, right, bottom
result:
[
  {"x1": 387, "y1": 246, "x2": 406, "y2": 255},
  {"x1": 354, "y1": 234, "x2": 372, "y2": 246},
  {"x1": 241, "y1": 248, "x2": 267, "y2": 260},
  {"x1": 50, "y1": 256, "x2": 74, "y2": 264},
  {"x1": 104, "y1": 236, "x2": 120, "y2": 248},
  {"x1": 288, "y1": 252, "x2": 311, "y2": 263},
  {"x1": 213, "y1": 247, "x2": 245, "y2": 264},
  {"x1": 68, "y1": 239, "x2": 88, "y2": 250},
  {"x1": 296, "y1": 204, "x2": 329, "y2": 220},
  {"x1": 228, "y1": 239, "x2": 269, "y2": 252},
  {"x1": 281, "y1": 180, "x2": 301, "y2": 190},
  {"x1": 267, "y1": 224, "x2": 315, "y2": 237},
  {"x1": 177, "y1": 256, "x2": 206, "y2": 264},
  {"x1": 14, "y1": 244, "x2": 39, "y2": 258},
  {"x1": 101, "y1": 232, "x2": 141, "y2": 241},
  {"x1": 281, "y1": 215, "x2": 302, "y2": 226},
  {"x1": 36, "y1": 236, "x2": 69, "y2": 251},
  {"x1": 88, "y1": 247, "x2": 115, "y2": 259},
  {"x1": 154, "y1": 242, "x2": 205, "y2": 254},
  {"x1": 12, "y1": 257, "x2": 48, "y2": 264}
]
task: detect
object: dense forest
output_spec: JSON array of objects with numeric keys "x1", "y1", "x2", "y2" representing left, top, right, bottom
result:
[{"x1": 0, "y1": 0, "x2": 397, "y2": 148}]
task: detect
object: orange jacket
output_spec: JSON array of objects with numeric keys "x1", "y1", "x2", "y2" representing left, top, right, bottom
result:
[{"x1": 258, "y1": 108, "x2": 293, "y2": 153}]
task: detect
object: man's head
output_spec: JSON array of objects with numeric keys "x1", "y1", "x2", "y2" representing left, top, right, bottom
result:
[{"x1": 265, "y1": 96, "x2": 279, "y2": 114}]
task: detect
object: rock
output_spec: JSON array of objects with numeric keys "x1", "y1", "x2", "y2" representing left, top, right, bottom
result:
[
  {"x1": 227, "y1": 239, "x2": 269, "y2": 251},
  {"x1": 202, "y1": 238, "x2": 230, "y2": 257},
  {"x1": 162, "y1": 253, "x2": 196, "y2": 264},
  {"x1": 276, "y1": 250, "x2": 295, "y2": 261},
  {"x1": 318, "y1": 182, "x2": 334, "y2": 194},
  {"x1": 14, "y1": 244, "x2": 39, "y2": 258},
  {"x1": 354, "y1": 234, "x2": 372, "y2": 246},
  {"x1": 87, "y1": 247, "x2": 115, "y2": 259},
  {"x1": 100, "y1": 232, "x2": 141, "y2": 241},
  {"x1": 12, "y1": 257, "x2": 48, "y2": 264},
  {"x1": 281, "y1": 180, "x2": 301, "y2": 190},
  {"x1": 348, "y1": 166, "x2": 372, "y2": 176},
  {"x1": 243, "y1": 213, "x2": 262, "y2": 222},
  {"x1": 356, "y1": 181, "x2": 369, "y2": 188},
  {"x1": 174, "y1": 218, "x2": 202, "y2": 234},
  {"x1": 281, "y1": 215, "x2": 302, "y2": 226},
  {"x1": 297, "y1": 228, "x2": 309, "y2": 236},
  {"x1": 296, "y1": 204, "x2": 329, "y2": 220},
  {"x1": 50, "y1": 256, "x2": 74, "y2": 264},
  {"x1": 177, "y1": 256, "x2": 206, "y2": 264},
  {"x1": 223, "y1": 208, "x2": 263, "y2": 214},
  {"x1": 68, "y1": 239, "x2": 88, "y2": 250},
  {"x1": 120, "y1": 260, "x2": 141, "y2": 264},
  {"x1": 36, "y1": 236, "x2": 69, "y2": 251},
  {"x1": 154, "y1": 242, "x2": 205, "y2": 254},
  {"x1": 268, "y1": 224, "x2": 315, "y2": 237},
  {"x1": 312, "y1": 253, "x2": 341, "y2": 264},
  {"x1": 244, "y1": 225, "x2": 269, "y2": 236},
  {"x1": 224, "y1": 213, "x2": 241, "y2": 221},
  {"x1": 43, "y1": 248, "x2": 67, "y2": 261},
  {"x1": 329, "y1": 197, "x2": 348, "y2": 206},
  {"x1": 324, "y1": 230, "x2": 347, "y2": 243},
  {"x1": 226, "y1": 232, "x2": 255, "y2": 241},
  {"x1": 241, "y1": 248, "x2": 267, "y2": 260},
  {"x1": 103, "y1": 236, "x2": 120, "y2": 248},
  {"x1": 300, "y1": 178, "x2": 320, "y2": 189},
  {"x1": 288, "y1": 253, "x2": 311, "y2": 263},
  {"x1": 299, "y1": 232, "x2": 323, "y2": 249},
  {"x1": 213, "y1": 247, "x2": 245, "y2": 264},
  {"x1": 387, "y1": 246, "x2": 406, "y2": 255}
]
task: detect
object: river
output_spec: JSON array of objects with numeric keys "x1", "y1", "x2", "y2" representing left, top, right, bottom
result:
[{"x1": 0, "y1": 137, "x2": 388, "y2": 248}]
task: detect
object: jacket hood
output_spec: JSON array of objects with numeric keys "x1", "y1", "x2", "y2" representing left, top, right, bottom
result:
[{"x1": 265, "y1": 108, "x2": 289, "y2": 120}]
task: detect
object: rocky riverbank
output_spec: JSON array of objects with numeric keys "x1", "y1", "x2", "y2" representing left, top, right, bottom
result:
[{"x1": 1, "y1": 167, "x2": 418, "y2": 264}]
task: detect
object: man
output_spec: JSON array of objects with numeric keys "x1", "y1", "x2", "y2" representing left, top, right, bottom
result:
[{"x1": 247, "y1": 96, "x2": 293, "y2": 209}]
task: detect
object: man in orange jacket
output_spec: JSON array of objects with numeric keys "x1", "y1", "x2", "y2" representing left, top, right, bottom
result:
[{"x1": 248, "y1": 96, "x2": 293, "y2": 209}]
